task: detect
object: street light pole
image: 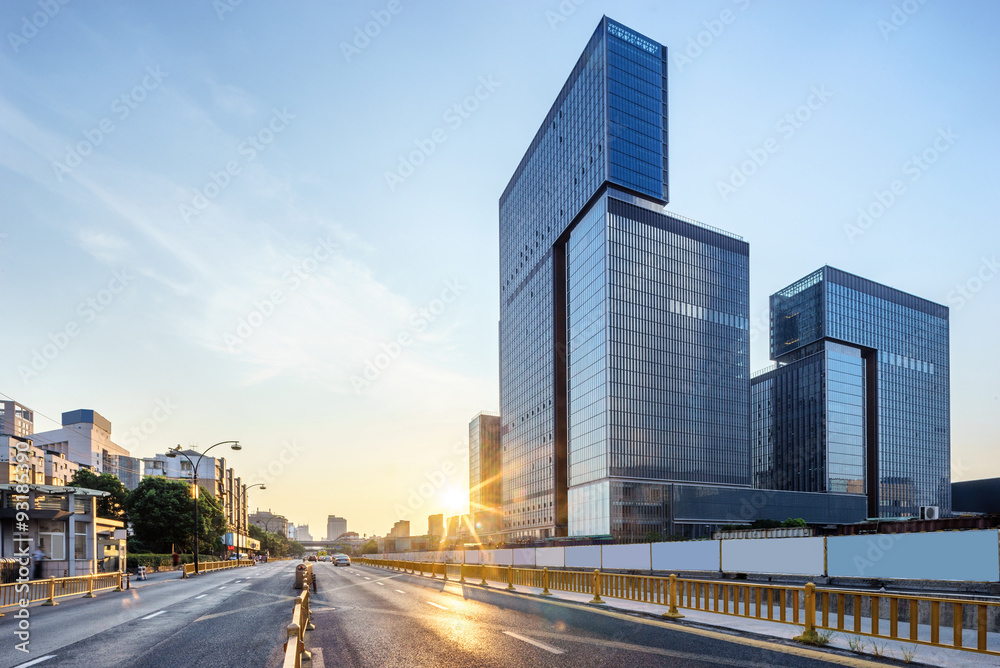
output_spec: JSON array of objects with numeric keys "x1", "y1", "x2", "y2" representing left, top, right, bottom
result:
[{"x1": 167, "y1": 441, "x2": 241, "y2": 574}]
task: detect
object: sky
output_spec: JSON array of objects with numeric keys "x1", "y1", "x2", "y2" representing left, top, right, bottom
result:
[{"x1": 1, "y1": 0, "x2": 998, "y2": 539}]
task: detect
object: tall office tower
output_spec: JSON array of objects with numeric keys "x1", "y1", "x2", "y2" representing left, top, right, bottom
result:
[
  {"x1": 499, "y1": 17, "x2": 751, "y2": 541},
  {"x1": 752, "y1": 266, "x2": 950, "y2": 518},
  {"x1": 469, "y1": 412, "x2": 502, "y2": 539},
  {"x1": 327, "y1": 515, "x2": 348, "y2": 541}
]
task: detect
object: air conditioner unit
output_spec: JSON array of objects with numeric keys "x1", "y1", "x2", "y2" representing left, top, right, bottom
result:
[{"x1": 919, "y1": 506, "x2": 940, "y2": 520}]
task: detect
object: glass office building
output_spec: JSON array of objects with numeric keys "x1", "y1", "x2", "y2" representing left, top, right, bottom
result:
[
  {"x1": 753, "y1": 266, "x2": 950, "y2": 518},
  {"x1": 468, "y1": 412, "x2": 502, "y2": 539},
  {"x1": 500, "y1": 18, "x2": 753, "y2": 541}
]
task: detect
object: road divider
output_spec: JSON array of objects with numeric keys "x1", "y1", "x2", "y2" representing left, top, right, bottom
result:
[
  {"x1": 281, "y1": 563, "x2": 315, "y2": 668},
  {"x1": 0, "y1": 572, "x2": 124, "y2": 610},
  {"x1": 358, "y1": 557, "x2": 1000, "y2": 658},
  {"x1": 181, "y1": 559, "x2": 253, "y2": 577}
]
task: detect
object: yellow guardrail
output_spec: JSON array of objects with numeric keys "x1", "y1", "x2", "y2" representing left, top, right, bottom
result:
[
  {"x1": 358, "y1": 558, "x2": 1000, "y2": 657},
  {"x1": 282, "y1": 562, "x2": 314, "y2": 668},
  {"x1": 0, "y1": 572, "x2": 124, "y2": 609},
  {"x1": 181, "y1": 559, "x2": 254, "y2": 576}
]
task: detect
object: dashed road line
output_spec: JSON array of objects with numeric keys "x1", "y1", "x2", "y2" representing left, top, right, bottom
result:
[
  {"x1": 395, "y1": 589, "x2": 405, "y2": 594},
  {"x1": 426, "y1": 601, "x2": 448, "y2": 610},
  {"x1": 503, "y1": 631, "x2": 565, "y2": 655},
  {"x1": 13, "y1": 657, "x2": 56, "y2": 668},
  {"x1": 195, "y1": 594, "x2": 207, "y2": 599},
  {"x1": 142, "y1": 611, "x2": 167, "y2": 620}
]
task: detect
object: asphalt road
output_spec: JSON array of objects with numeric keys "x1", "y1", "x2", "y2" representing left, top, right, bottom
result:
[
  {"x1": 308, "y1": 562, "x2": 877, "y2": 668},
  {"x1": 0, "y1": 561, "x2": 299, "y2": 668},
  {"x1": 0, "y1": 561, "x2": 881, "y2": 668}
]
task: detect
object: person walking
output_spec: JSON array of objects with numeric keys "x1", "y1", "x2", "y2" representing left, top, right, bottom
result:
[{"x1": 31, "y1": 547, "x2": 44, "y2": 580}]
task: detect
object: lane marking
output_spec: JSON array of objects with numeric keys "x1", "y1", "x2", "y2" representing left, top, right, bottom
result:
[
  {"x1": 142, "y1": 611, "x2": 166, "y2": 620},
  {"x1": 376, "y1": 581, "x2": 384, "y2": 586},
  {"x1": 363, "y1": 577, "x2": 370, "y2": 580},
  {"x1": 395, "y1": 590, "x2": 405, "y2": 594},
  {"x1": 503, "y1": 631, "x2": 565, "y2": 655},
  {"x1": 195, "y1": 594, "x2": 207, "y2": 599},
  {"x1": 13, "y1": 657, "x2": 56, "y2": 668},
  {"x1": 426, "y1": 601, "x2": 448, "y2": 610},
  {"x1": 219, "y1": 586, "x2": 227, "y2": 589}
]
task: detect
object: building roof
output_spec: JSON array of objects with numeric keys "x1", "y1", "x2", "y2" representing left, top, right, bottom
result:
[{"x1": 0, "y1": 483, "x2": 110, "y2": 497}]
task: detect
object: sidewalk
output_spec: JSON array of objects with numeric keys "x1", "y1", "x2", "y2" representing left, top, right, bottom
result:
[{"x1": 402, "y1": 570, "x2": 1000, "y2": 668}]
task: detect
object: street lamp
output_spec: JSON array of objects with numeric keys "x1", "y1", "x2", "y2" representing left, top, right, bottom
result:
[
  {"x1": 241, "y1": 483, "x2": 266, "y2": 556},
  {"x1": 166, "y1": 441, "x2": 241, "y2": 574}
]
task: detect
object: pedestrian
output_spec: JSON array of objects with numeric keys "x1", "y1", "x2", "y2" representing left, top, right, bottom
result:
[
  {"x1": 171, "y1": 551, "x2": 180, "y2": 568},
  {"x1": 31, "y1": 546, "x2": 44, "y2": 580}
]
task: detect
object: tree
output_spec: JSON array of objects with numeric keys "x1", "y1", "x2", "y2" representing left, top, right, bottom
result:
[
  {"x1": 70, "y1": 469, "x2": 128, "y2": 521},
  {"x1": 125, "y1": 477, "x2": 226, "y2": 554},
  {"x1": 288, "y1": 541, "x2": 305, "y2": 557},
  {"x1": 248, "y1": 524, "x2": 288, "y2": 557},
  {"x1": 361, "y1": 539, "x2": 379, "y2": 555}
]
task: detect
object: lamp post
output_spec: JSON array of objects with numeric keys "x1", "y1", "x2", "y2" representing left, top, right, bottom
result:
[
  {"x1": 166, "y1": 441, "x2": 241, "y2": 574},
  {"x1": 241, "y1": 483, "x2": 266, "y2": 556}
]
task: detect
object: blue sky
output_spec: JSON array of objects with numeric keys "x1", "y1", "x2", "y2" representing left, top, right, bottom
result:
[{"x1": 1, "y1": 0, "x2": 997, "y2": 537}]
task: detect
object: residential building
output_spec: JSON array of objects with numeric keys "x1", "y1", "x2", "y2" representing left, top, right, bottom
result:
[
  {"x1": 469, "y1": 412, "x2": 502, "y2": 540},
  {"x1": 0, "y1": 400, "x2": 34, "y2": 439},
  {"x1": 294, "y1": 524, "x2": 313, "y2": 542},
  {"x1": 389, "y1": 520, "x2": 409, "y2": 538},
  {"x1": 143, "y1": 450, "x2": 249, "y2": 544},
  {"x1": 29, "y1": 410, "x2": 141, "y2": 489},
  {"x1": 327, "y1": 515, "x2": 347, "y2": 541},
  {"x1": 44, "y1": 451, "x2": 80, "y2": 486},
  {"x1": 752, "y1": 266, "x2": 950, "y2": 518},
  {"x1": 250, "y1": 509, "x2": 288, "y2": 536}
]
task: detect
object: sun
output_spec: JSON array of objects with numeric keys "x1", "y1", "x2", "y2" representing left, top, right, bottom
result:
[{"x1": 441, "y1": 487, "x2": 465, "y2": 514}]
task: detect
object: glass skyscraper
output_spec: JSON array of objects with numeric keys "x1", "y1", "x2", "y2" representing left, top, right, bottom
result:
[
  {"x1": 468, "y1": 412, "x2": 502, "y2": 539},
  {"x1": 752, "y1": 266, "x2": 950, "y2": 518},
  {"x1": 499, "y1": 17, "x2": 752, "y2": 541}
]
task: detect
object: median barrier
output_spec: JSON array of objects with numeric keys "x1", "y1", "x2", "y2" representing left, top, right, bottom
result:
[{"x1": 357, "y1": 556, "x2": 1000, "y2": 658}]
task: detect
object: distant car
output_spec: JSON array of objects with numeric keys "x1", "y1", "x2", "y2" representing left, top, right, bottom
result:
[
  {"x1": 334, "y1": 555, "x2": 350, "y2": 567},
  {"x1": 322, "y1": 556, "x2": 332, "y2": 562},
  {"x1": 308, "y1": 555, "x2": 317, "y2": 561}
]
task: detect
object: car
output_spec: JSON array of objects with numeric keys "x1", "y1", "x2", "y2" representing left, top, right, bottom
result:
[
  {"x1": 334, "y1": 555, "x2": 350, "y2": 567},
  {"x1": 308, "y1": 555, "x2": 317, "y2": 561}
]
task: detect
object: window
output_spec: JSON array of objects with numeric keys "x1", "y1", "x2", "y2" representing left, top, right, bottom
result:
[
  {"x1": 38, "y1": 521, "x2": 66, "y2": 560},
  {"x1": 74, "y1": 522, "x2": 90, "y2": 559}
]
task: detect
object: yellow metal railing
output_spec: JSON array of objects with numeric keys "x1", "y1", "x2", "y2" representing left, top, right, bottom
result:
[
  {"x1": 281, "y1": 562, "x2": 314, "y2": 668},
  {"x1": 181, "y1": 559, "x2": 253, "y2": 576},
  {"x1": 357, "y1": 557, "x2": 1000, "y2": 657},
  {"x1": 0, "y1": 572, "x2": 124, "y2": 609}
]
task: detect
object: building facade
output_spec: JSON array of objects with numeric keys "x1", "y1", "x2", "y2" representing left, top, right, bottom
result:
[
  {"x1": 427, "y1": 513, "x2": 444, "y2": 540},
  {"x1": 250, "y1": 509, "x2": 288, "y2": 536},
  {"x1": 30, "y1": 410, "x2": 141, "y2": 489},
  {"x1": 752, "y1": 266, "x2": 950, "y2": 518},
  {"x1": 327, "y1": 515, "x2": 347, "y2": 541},
  {"x1": 499, "y1": 17, "x2": 758, "y2": 541},
  {"x1": 468, "y1": 412, "x2": 501, "y2": 539},
  {"x1": 0, "y1": 400, "x2": 34, "y2": 439}
]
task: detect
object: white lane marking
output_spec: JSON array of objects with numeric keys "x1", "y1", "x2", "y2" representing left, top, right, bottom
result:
[
  {"x1": 13, "y1": 657, "x2": 56, "y2": 668},
  {"x1": 219, "y1": 586, "x2": 227, "y2": 589},
  {"x1": 503, "y1": 631, "x2": 565, "y2": 655},
  {"x1": 234, "y1": 580, "x2": 241, "y2": 583},
  {"x1": 363, "y1": 577, "x2": 370, "y2": 580},
  {"x1": 195, "y1": 594, "x2": 207, "y2": 599},
  {"x1": 142, "y1": 611, "x2": 167, "y2": 620},
  {"x1": 395, "y1": 589, "x2": 406, "y2": 594},
  {"x1": 426, "y1": 601, "x2": 448, "y2": 610},
  {"x1": 375, "y1": 581, "x2": 384, "y2": 586}
]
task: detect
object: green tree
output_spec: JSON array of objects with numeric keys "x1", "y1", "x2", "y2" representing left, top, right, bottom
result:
[
  {"x1": 782, "y1": 517, "x2": 807, "y2": 528},
  {"x1": 288, "y1": 540, "x2": 305, "y2": 557},
  {"x1": 70, "y1": 469, "x2": 129, "y2": 521},
  {"x1": 248, "y1": 525, "x2": 288, "y2": 557},
  {"x1": 125, "y1": 477, "x2": 227, "y2": 554},
  {"x1": 361, "y1": 539, "x2": 379, "y2": 554}
]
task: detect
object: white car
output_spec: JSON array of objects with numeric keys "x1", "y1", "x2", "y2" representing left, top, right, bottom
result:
[{"x1": 334, "y1": 554, "x2": 351, "y2": 567}]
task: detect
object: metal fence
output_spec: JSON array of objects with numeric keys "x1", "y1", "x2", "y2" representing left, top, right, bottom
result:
[
  {"x1": 181, "y1": 559, "x2": 253, "y2": 576},
  {"x1": 358, "y1": 558, "x2": 1000, "y2": 657},
  {"x1": 0, "y1": 572, "x2": 124, "y2": 609},
  {"x1": 282, "y1": 563, "x2": 314, "y2": 668}
]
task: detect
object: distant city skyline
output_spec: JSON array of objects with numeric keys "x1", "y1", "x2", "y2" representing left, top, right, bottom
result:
[{"x1": 1, "y1": 1, "x2": 998, "y2": 536}]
